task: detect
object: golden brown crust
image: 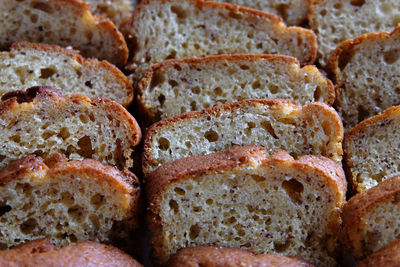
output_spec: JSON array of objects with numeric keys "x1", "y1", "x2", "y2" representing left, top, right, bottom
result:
[
  {"x1": 341, "y1": 175, "x2": 400, "y2": 259},
  {"x1": 0, "y1": 239, "x2": 142, "y2": 267},
  {"x1": 357, "y1": 237, "x2": 400, "y2": 267},
  {"x1": 167, "y1": 246, "x2": 316, "y2": 267},
  {"x1": 5, "y1": 41, "x2": 133, "y2": 107}
]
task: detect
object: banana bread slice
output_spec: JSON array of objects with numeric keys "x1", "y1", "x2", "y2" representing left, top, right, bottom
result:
[
  {"x1": 0, "y1": 86, "x2": 141, "y2": 170},
  {"x1": 308, "y1": 0, "x2": 400, "y2": 66},
  {"x1": 0, "y1": 0, "x2": 128, "y2": 66},
  {"x1": 168, "y1": 246, "x2": 315, "y2": 267},
  {"x1": 343, "y1": 105, "x2": 400, "y2": 192},
  {"x1": 0, "y1": 41, "x2": 132, "y2": 107},
  {"x1": 0, "y1": 238, "x2": 142, "y2": 266},
  {"x1": 128, "y1": 0, "x2": 317, "y2": 82},
  {"x1": 138, "y1": 54, "x2": 334, "y2": 125},
  {"x1": 146, "y1": 145, "x2": 347, "y2": 265},
  {"x1": 0, "y1": 154, "x2": 141, "y2": 249},
  {"x1": 341, "y1": 175, "x2": 400, "y2": 261},
  {"x1": 142, "y1": 99, "x2": 343, "y2": 175},
  {"x1": 328, "y1": 26, "x2": 400, "y2": 129}
]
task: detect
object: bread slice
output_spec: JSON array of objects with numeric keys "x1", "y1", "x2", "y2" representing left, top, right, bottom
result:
[
  {"x1": 0, "y1": 41, "x2": 132, "y2": 107},
  {"x1": 0, "y1": 238, "x2": 142, "y2": 266},
  {"x1": 142, "y1": 99, "x2": 343, "y2": 175},
  {"x1": 0, "y1": 154, "x2": 141, "y2": 249},
  {"x1": 341, "y1": 175, "x2": 400, "y2": 260},
  {"x1": 0, "y1": 86, "x2": 141, "y2": 170},
  {"x1": 128, "y1": 0, "x2": 317, "y2": 82},
  {"x1": 343, "y1": 105, "x2": 400, "y2": 192},
  {"x1": 0, "y1": 0, "x2": 128, "y2": 66},
  {"x1": 328, "y1": 26, "x2": 400, "y2": 129},
  {"x1": 308, "y1": 0, "x2": 400, "y2": 66},
  {"x1": 212, "y1": 0, "x2": 309, "y2": 26},
  {"x1": 146, "y1": 145, "x2": 347, "y2": 265},
  {"x1": 137, "y1": 54, "x2": 335, "y2": 125},
  {"x1": 168, "y1": 246, "x2": 316, "y2": 267},
  {"x1": 356, "y1": 237, "x2": 400, "y2": 267}
]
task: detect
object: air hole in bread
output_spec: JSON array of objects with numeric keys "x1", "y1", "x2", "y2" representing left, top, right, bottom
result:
[
  {"x1": 158, "y1": 94, "x2": 166, "y2": 106},
  {"x1": 189, "y1": 224, "x2": 201, "y2": 240},
  {"x1": 357, "y1": 105, "x2": 370, "y2": 123},
  {"x1": 192, "y1": 206, "x2": 202, "y2": 212},
  {"x1": 57, "y1": 127, "x2": 70, "y2": 140},
  {"x1": 0, "y1": 204, "x2": 11, "y2": 217},
  {"x1": 169, "y1": 199, "x2": 179, "y2": 214},
  {"x1": 191, "y1": 86, "x2": 200, "y2": 94},
  {"x1": 370, "y1": 171, "x2": 387, "y2": 184},
  {"x1": 274, "y1": 238, "x2": 291, "y2": 252},
  {"x1": 190, "y1": 101, "x2": 197, "y2": 110},
  {"x1": 91, "y1": 193, "x2": 104, "y2": 208},
  {"x1": 261, "y1": 121, "x2": 278, "y2": 139},
  {"x1": 252, "y1": 81, "x2": 261, "y2": 90},
  {"x1": 30, "y1": 14, "x2": 38, "y2": 23},
  {"x1": 68, "y1": 205, "x2": 84, "y2": 221},
  {"x1": 269, "y1": 84, "x2": 279, "y2": 94},
  {"x1": 168, "y1": 80, "x2": 178, "y2": 87},
  {"x1": 42, "y1": 131, "x2": 56, "y2": 140},
  {"x1": 166, "y1": 50, "x2": 177, "y2": 60},
  {"x1": 276, "y1": 4, "x2": 289, "y2": 19},
  {"x1": 158, "y1": 137, "x2": 170, "y2": 151},
  {"x1": 60, "y1": 191, "x2": 74, "y2": 206},
  {"x1": 213, "y1": 87, "x2": 222, "y2": 96},
  {"x1": 251, "y1": 174, "x2": 265, "y2": 184},
  {"x1": 84, "y1": 81, "x2": 93, "y2": 88},
  {"x1": 338, "y1": 48, "x2": 356, "y2": 71},
  {"x1": 171, "y1": 5, "x2": 188, "y2": 19},
  {"x1": 282, "y1": 178, "x2": 304, "y2": 204},
  {"x1": 20, "y1": 218, "x2": 38, "y2": 234},
  {"x1": 383, "y1": 49, "x2": 400, "y2": 64},
  {"x1": 40, "y1": 67, "x2": 57, "y2": 79},
  {"x1": 350, "y1": 0, "x2": 365, "y2": 7},
  {"x1": 174, "y1": 187, "x2": 186, "y2": 195},
  {"x1": 77, "y1": 136, "x2": 94, "y2": 158},
  {"x1": 150, "y1": 72, "x2": 164, "y2": 90},
  {"x1": 31, "y1": 1, "x2": 53, "y2": 13},
  {"x1": 204, "y1": 129, "x2": 219, "y2": 142},
  {"x1": 9, "y1": 135, "x2": 21, "y2": 143}
]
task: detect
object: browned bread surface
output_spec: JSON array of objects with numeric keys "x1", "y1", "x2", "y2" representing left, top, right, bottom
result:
[
  {"x1": 137, "y1": 54, "x2": 334, "y2": 125},
  {"x1": 343, "y1": 105, "x2": 400, "y2": 192},
  {"x1": 328, "y1": 26, "x2": 400, "y2": 129},
  {"x1": 308, "y1": 0, "x2": 400, "y2": 66},
  {"x1": 128, "y1": 0, "x2": 317, "y2": 82},
  {"x1": 0, "y1": 0, "x2": 128, "y2": 66},
  {"x1": 168, "y1": 246, "x2": 316, "y2": 267},
  {"x1": 0, "y1": 238, "x2": 142, "y2": 267},
  {"x1": 0, "y1": 86, "x2": 141, "y2": 170},
  {"x1": 0, "y1": 41, "x2": 133, "y2": 107},
  {"x1": 146, "y1": 145, "x2": 347, "y2": 265},
  {"x1": 142, "y1": 99, "x2": 343, "y2": 176},
  {"x1": 0, "y1": 154, "x2": 141, "y2": 249},
  {"x1": 341, "y1": 175, "x2": 400, "y2": 260},
  {"x1": 356, "y1": 237, "x2": 400, "y2": 267}
]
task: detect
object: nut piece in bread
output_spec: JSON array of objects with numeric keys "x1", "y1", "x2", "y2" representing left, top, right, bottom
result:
[
  {"x1": 0, "y1": 86, "x2": 141, "y2": 170},
  {"x1": 168, "y1": 246, "x2": 316, "y2": 267},
  {"x1": 142, "y1": 99, "x2": 343, "y2": 175},
  {"x1": 341, "y1": 175, "x2": 400, "y2": 260},
  {"x1": 343, "y1": 105, "x2": 400, "y2": 192},
  {"x1": 146, "y1": 145, "x2": 347, "y2": 265},
  {"x1": 138, "y1": 54, "x2": 334, "y2": 125},
  {"x1": 308, "y1": 0, "x2": 400, "y2": 66},
  {"x1": 0, "y1": 154, "x2": 141, "y2": 249},
  {"x1": 328, "y1": 26, "x2": 400, "y2": 129},
  {"x1": 0, "y1": 238, "x2": 143, "y2": 267},
  {"x1": 356, "y1": 237, "x2": 400, "y2": 267},
  {"x1": 212, "y1": 0, "x2": 309, "y2": 26},
  {"x1": 0, "y1": 0, "x2": 128, "y2": 66},
  {"x1": 128, "y1": 0, "x2": 317, "y2": 82},
  {"x1": 0, "y1": 41, "x2": 133, "y2": 107}
]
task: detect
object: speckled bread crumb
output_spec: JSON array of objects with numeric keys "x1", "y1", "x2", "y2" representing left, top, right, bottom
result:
[
  {"x1": 0, "y1": 154, "x2": 141, "y2": 249},
  {"x1": 137, "y1": 54, "x2": 334, "y2": 125},
  {"x1": 146, "y1": 145, "x2": 346, "y2": 265},
  {"x1": 0, "y1": 41, "x2": 133, "y2": 107},
  {"x1": 0, "y1": 0, "x2": 128, "y2": 66},
  {"x1": 0, "y1": 238, "x2": 143, "y2": 266},
  {"x1": 142, "y1": 99, "x2": 343, "y2": 176},
  {"x1": 128, "y1": 0, "x2": 317, "y2": 82},
  {"x1": 168, "y1": 246, "x2": 316, "y2": 267},
  {"x1": 0, "y1": 86, "x2": 141, "y2": 170}
]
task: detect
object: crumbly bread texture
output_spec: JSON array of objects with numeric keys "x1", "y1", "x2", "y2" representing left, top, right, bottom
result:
[
  {"x1": 146, "y1": 145, "x2": 347, "y2": 265},
  {"x1": 0, "y1": 0, "x2": 128, "y2": 66},
  {"x1": 0, "y1": 238, "x2": 143, "y2": 266},
  {"x1": 0, "y1": 86, "x2": 141, "y2": 170},
  {"x1": 85, "y1": 0, "x2": 133, "y2": 35},
  {"x1": 343, "y1": 105, "x2": 400, "y2": 192},
  {"x1": 168, "y1": 246, "x2": 316, "y2": 267},
  {"x1": 356, "y1": 237, "x2": 400, "y2": 267},
  {"x1": 138, "y1": 54, "x2": 334, "y2": 125},
  {"x1": 142, "y1": 99, "x2": 343, "y2": 175},
  {"x1": 308, "y1": 0, "x2": 400, "y2": 66},
  {"x1": 0, "y1": 154, "x2": 141, "y2": 249},
  {"x1": 212, "y1": 0, "x2": 309, "y2": 26},
  {"x1": 328, "y1": 26, "x2": 400, "y2": 129},
  {"x1": 0, "y1": 42, "x2": 133, "y2": 107},
  {"x1": 128, "y1": 0, "x2": 317, "y2": 82},
  {"x1": 341, "y1": 175, "x2": 400, "y2": 260}
]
